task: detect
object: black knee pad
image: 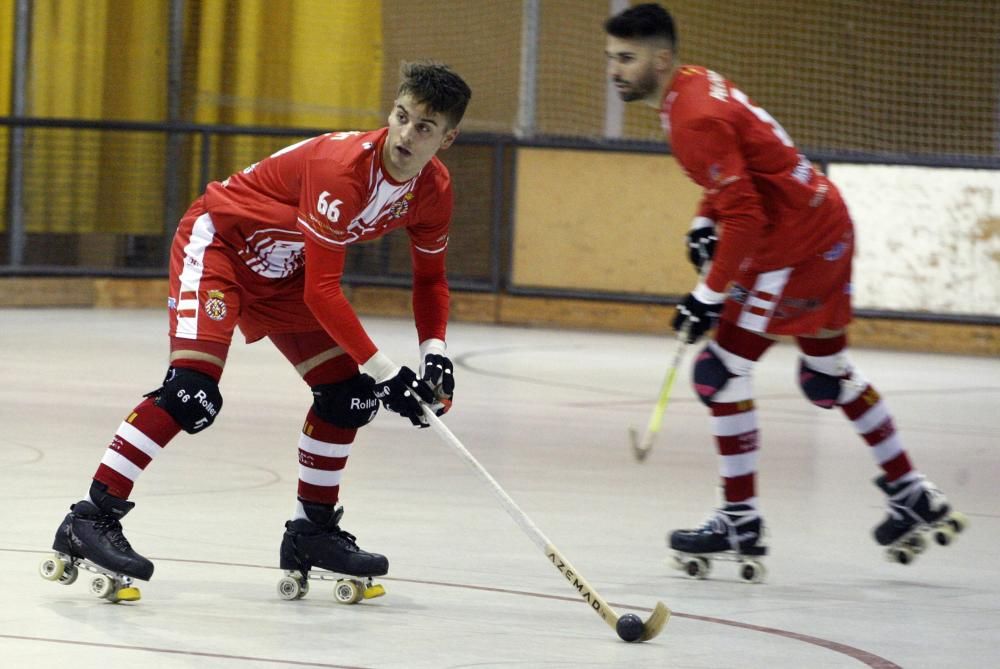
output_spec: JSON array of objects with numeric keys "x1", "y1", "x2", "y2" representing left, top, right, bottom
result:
[
  {"x1": 311, "y1": 373, "x2": 379, "y2": 429},
  {"x1": 798, "y1": 358, "x2": 841, "y2": 409},
  {"x1": 149, "y1": 367, "x2": 223, "y2": 433},
  {"x1": 692, "y1": 345, "x2": 733, "y2": 406}
]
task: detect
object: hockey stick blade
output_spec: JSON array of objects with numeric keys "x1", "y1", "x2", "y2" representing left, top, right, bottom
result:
[
  {"x1": 627, "y1": 426, "x2": 655, "y2": 462},
  {"x1": 423, "y1": 406, "x2": 671, "y2": 642},
  {"x1": 639, "y1": 601, "x2": 671, "y2": 641}
]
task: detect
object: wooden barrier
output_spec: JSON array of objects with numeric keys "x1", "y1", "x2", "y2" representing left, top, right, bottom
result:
[{"x1": 1, "y1": 277, "x2": 995, "y2": 357}]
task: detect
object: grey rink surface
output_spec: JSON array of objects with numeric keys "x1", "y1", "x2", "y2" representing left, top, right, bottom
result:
[{"x1": 1, "y1": 308, "x2": 997, "y2": 669}]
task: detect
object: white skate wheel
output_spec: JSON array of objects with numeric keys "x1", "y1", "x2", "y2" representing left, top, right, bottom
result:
[
  {"x1": 59, "y1": 563, "x2": 79, "y2": 585},
  {"x1": 933, "y1": 526, "x2": 954, "y2": 546},
  {"x1": 90, "y1": 575, "x2": 116, "y2": 599},
  {"x1": 277, "y1": 576, "x2": 302, "y2": 601},
  {"x1": 39, "y1": 557, "x2": 65, "y2": 582},
  {"x1": 905, "y1": 533, "x2": 927, "y2": 554},
  {"x1": 682, "y1": 557, "x2": 710, "y2": 579},
  {"x1": 739, "y1": 560, "x2": 766, "y2": 584},
  {"x1": 948, "y1": 512, "x2": 968, "y2": 533},
  {"x1": 334, "y1": 579, "x2": 362, "y2": 604},
  {"x1": 888, "y1": 546, "x2": 914, "y2": 565}
]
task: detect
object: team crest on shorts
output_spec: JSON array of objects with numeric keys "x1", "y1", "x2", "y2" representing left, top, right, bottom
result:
[{"x1": 203, "y1": 289, "x2": 227, "y2": 321}]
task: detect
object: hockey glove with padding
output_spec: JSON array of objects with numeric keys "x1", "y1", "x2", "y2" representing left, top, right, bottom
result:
[
  {"x1": 420, "y1": 353, "x2": 454, "y2": 415},
  {"x1": 418, "y1": 338, "x2": 454, "y2": 416},
  {"x1": 372, "y1": 366, "x2": 435, "y2": 427},
  {"x1": 672, "y1": 284, "x2": 726, "y2": 343},
  {"x1": 685, "y1": 216, "x2": 717, "y2": 273}
]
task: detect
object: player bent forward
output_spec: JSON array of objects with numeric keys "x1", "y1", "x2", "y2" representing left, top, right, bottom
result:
[
  {"x1": 603, "y1": 4, "x2": 966, "y2": 582},
  {"x1": 40, "y1": 62, "x2": 471, "y2": 602}
]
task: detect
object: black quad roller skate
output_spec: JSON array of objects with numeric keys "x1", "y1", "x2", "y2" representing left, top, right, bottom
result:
[
  {"x1": 39, "y1": 482, "x2": 154, "y2": 602},
  {"x1": 277, "y1": 502, "x2": 388, "y2": 604},
  {"x1": 874, "y1": 474, "x2": 968, "y2": 565},
  {"x1": 669, "y1": 503, "x2": 767, "y2": 583}
]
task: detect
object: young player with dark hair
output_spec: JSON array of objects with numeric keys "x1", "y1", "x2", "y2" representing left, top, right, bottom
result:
[
  {"x1": 41, "y1": 62, "x2": 472, "y2": 601},
  {"x1": 604, "y1": 4, "x2": 965, "y2": 580}
]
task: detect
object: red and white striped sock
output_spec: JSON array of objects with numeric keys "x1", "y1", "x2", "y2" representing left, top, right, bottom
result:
[
  {"x1": 839, "y1": 380, "x2": 914, "y2": 482},
  {"x1": 92, "y1": 397, "x2": 182, "y2": 499},
  {"x1": 293, "y1": 407, "x2": 356, "y2": 520},
  {"x1": 798, "y1": 336, "x2": 914, "y2": 483},
  {"x1": 712, "y1": 397, "x2": 760, "y2": 507},
  {"x1": 706, "y1": 326, "x2": 775, "y2": 508}
]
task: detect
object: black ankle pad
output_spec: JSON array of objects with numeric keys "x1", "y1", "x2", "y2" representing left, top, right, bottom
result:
[
  {"x1": 88, "y1": 481, "x2": 135, "y2": 519},
  {"x1": 311, "y1": 373, "x2": 379, "y2": 429},
  {"x1": 300, "y1": 500, "x2": 344, "y2": 529},
  {"x1": 149, "y1": 367, "x2": 223, "y2": 433}
]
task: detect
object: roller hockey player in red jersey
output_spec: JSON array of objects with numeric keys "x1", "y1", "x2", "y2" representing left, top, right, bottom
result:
[
  {"x1": 39, "y1": 62, "x2": 471, "y2": 603},
  {"x1": 603, "y1": 4, "x2": 966, "y2": 582}
]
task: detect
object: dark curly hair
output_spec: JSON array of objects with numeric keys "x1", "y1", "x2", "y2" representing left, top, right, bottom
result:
[{"x1": 397, "y1": 61, "x2": 472, "y2": 129}]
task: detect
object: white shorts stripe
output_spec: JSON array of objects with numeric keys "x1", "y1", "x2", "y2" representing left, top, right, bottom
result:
[
  {"x1": 712, "y1": 411, "x2": 757, "y2": 437},
  {"x1": 100, "y1": 450, "x2": 143, "y2": 481},
  {"x1": 852, "y1": 401, "x2": 890, "y2": 435},
  {"x1": 116, "y1": 421, "x2": 163, "y2": 459},
  {"x1": 298, "y1": 467, "x2": 344, "y2": 487},
  {"x1": 175, "y1": 212, "x2": 217, "y2": 339},
  {"x1": 737, "y1": 267, "x2": 793, "y2": 333},
  {"x1": 298, "y1": 434, "x2": 352, "y2": 459},
  {"x1": 720, "y1": 451, "x2": 758, "y2": 477}
]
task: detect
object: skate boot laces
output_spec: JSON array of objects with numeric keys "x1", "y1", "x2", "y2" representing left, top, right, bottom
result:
[
  {"x1": 699, "y1": 506, "x2": 761, "y2": 551},
  {"x1": 887, "y1": 476, "x2": 947, "y2": 524},
  {"x1": 93, "y1": 516, "x2": 134, "y2": 552}
]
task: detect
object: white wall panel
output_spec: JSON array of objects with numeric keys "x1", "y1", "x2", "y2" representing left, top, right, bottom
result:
[{"x1": 829, "y1": 163, "x2": 1000, "y2": 316}]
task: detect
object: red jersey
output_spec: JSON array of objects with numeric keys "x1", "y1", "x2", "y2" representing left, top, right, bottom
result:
[
  {"x1": 200, "y1": 127, "x2": 452, "y2": 363},
  {"x1": 662, "y1": 66, "x2": 849, "y2": 295}
]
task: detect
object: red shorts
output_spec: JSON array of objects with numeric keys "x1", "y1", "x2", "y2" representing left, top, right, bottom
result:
[
  {"x1": 721, "y1": 230, "x2": 854, "y2": 336},
  {"x1": 167, "y1": 199, "x2": 322, "y2": 346}
]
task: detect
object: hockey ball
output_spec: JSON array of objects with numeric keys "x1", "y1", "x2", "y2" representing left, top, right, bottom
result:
[{"x1": 616, "y1": 613, "x2": 644, "y2": 642}]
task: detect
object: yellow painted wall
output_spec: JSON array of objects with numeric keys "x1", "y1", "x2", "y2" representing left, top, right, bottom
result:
[
  {"x1": 512, "y1": 147, "x2": 703, "y2": 296},
  {"x1": 6, "y1": 0, "x2": 382, "y2": 236}
]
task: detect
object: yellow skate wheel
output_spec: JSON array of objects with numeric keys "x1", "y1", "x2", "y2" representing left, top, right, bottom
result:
[
  {"x1": 39, "y1": 557, "x2": 65, "y2": 582},
  {"x1": 948, "y1": 512, "x2": 969, "y2": 533},
  {"x1": 114, "y1": 587, "x2": 141, "y2": 602},
  {"x1": 362, "y1": 583, "x2": 386, "y2": 600}
]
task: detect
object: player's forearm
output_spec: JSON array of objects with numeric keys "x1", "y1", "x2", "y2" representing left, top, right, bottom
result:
[
  {"x1": 411, "y1": 251, "x2": 450, "y2": 344},
  {"x1": 303, "y1": 283, "x2": 378, "y2": 364}
]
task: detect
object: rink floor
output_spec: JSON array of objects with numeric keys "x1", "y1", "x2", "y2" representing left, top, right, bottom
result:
[{"x1": 1, "y1": 308, "x2": 997, "y2": 669}]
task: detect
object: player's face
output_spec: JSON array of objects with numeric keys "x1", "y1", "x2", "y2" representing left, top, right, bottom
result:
[
  {"x1": 605, "y1": 36, "x2": 662, "y2": 103},
  {"x1": 384, "y1": 94, "x2": 458, "y2": 181}
]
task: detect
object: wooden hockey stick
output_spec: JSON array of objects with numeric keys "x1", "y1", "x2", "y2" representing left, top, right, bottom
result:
[
  {"x1": 628, "y1": 323, "x2": 691, "y2": 462},
  {"x1": 422, "y1": 406, "x2": 670, "y2": 642}
]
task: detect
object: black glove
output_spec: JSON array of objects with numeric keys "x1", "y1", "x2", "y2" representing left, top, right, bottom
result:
[
  {"x1": 672, "y1": 292, "x2": 724, "y2": 343},
  {"x1": 373, "y1": 366, "x2": 435, "y2": 427},
  {"x1": 420, "y1": 353, "x2": 455, "y2": 415},
  {"x1": 686, "y1": 225, "x2": 717, "y2": 273}
]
